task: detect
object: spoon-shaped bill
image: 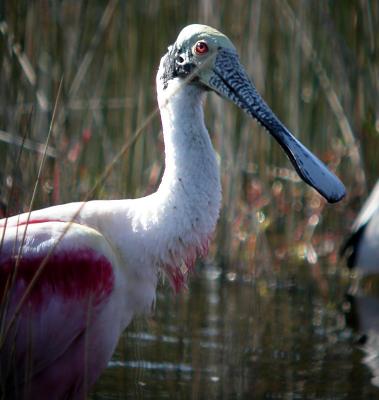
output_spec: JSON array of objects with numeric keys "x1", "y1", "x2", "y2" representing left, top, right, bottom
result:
[{"x1": 209, "y1": 49, "x2": 346, "y2": 203}]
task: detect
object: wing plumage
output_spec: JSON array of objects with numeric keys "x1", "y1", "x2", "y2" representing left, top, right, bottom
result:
[
  {"x1": 0, "y1": 220, "x2": 120, "y2": 399},
  {"x1": 341, "y1": 181, "x2": 379, "y2": 271}
]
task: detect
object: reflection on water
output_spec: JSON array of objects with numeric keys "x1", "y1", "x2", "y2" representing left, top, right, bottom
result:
[
  {"x1": 345, "y1": 292, "x2": 379, "y2": 389},
  {"x1": 91, "y1": 265, "x2": 379, "y2": 399}
]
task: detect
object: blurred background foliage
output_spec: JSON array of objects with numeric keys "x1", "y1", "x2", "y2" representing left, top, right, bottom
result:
[
  {"x1": 0, "y1": 1, "x2": 378, "y2": 277},
  {"x1": 1, "y1": 1, "x2": 379, "y2": 398}
]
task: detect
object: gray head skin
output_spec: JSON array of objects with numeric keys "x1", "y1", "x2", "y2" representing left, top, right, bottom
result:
[{"x1": 161, "y1": 24, "x2": 346, "y2": 203}]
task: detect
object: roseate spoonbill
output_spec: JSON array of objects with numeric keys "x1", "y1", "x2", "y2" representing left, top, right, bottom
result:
[
  {"x1": 341, "y1": 180, "x2": 379, "y2": 276},
  {"x1": 0, "y1": 24, "x2": 345, "y2": 399}
]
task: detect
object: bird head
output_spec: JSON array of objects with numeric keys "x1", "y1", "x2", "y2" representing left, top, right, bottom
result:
[{"x1": 159, "y1": 24, "x2": 346, "y2": 203}]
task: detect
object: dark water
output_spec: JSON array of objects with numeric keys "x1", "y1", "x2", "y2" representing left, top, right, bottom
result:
[{"x1": 90, "y1": 265, "x2": 379, "y2": 399}]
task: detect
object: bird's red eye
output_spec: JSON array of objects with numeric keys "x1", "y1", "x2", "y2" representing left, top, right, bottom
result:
[{"x1": 195, "y1": 41, "x2": 209, "y2": 55}]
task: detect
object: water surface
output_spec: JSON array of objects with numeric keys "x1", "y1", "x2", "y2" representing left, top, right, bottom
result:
[{"x1": 91, "y1": 265, "x2": 379, "y2": 399}]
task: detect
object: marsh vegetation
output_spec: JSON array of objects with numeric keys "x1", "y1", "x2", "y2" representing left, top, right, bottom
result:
[{"x1": 1, "y1": 1, "x2": 378, "y2": 398}]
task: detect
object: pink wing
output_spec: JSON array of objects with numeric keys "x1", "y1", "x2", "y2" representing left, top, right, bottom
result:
[{"x1": 0, "y1": 220, "x2": 121, "y2": 400}]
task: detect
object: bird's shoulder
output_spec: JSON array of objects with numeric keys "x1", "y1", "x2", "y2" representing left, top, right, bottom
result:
[
  {"x1": 0, "y1": 220, "x2": 119, "y2": 306},
  {"x1": 351, "y1": 181, "x2": 379, "y2": 233},
  {"x1": 340, "y1": 181, "x2": 379, "y2": 268}
]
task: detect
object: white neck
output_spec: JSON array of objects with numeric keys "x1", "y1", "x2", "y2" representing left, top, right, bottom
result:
[
  {"x1": 78, "y1": 68, "x2": 221, "y2": 318},
  {"x1": 150, "y1": 77, "x2": 221, "y2": 289}
]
